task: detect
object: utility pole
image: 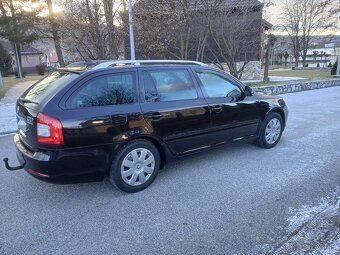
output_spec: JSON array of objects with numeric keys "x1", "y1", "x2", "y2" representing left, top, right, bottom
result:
[
  {"x1": 128, "y1": 0, "x2": 136, "y2": 60},
  {"x1": 0, "y1": 71, "x2": 3, "y2": 88}
]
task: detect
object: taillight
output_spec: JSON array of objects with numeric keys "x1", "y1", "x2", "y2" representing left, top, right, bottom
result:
[{"x1": 37, "y1": 113, "x2": 64, "y2": 145}]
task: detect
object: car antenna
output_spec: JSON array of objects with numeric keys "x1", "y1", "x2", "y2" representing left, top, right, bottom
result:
[{"x1": 76, "y1": 47, "x2": 88, "y2": 62}]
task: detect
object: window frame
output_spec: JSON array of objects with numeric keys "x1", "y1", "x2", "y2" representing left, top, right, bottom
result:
[
  {"x1": 193, "y1": 68, "x2": 245, "y2": 99},
  {"x1": 138, "y1": 67, "x2": 203, "y2": 103},
  {"x1": 64, "y1": 70, "x2": 138, "y2": 109}
]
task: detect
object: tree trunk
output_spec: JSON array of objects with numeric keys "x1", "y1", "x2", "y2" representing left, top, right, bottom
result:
[
  {"x1": 294, "y1": 54, "x2": 299, "y2": 68},
  {"x1": 13, "y1": 43, "x2": 23, "y2": 79},
  {"x1": 47, "y1": 0, "x2": 65, "y2": 67},
  {"x1": 263, "y1": 44, "x2": 271, "y2": 82},
  {"x1": 103, "y1": 0, "x2": 117, "y2": 59}
]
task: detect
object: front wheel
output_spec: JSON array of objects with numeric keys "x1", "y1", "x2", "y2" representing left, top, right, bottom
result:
[
  {"x1": 109, "y1": 139, "x2": 160, "y2": 193},
  {"x1": 257, "y1": 112, "x2": 283, "y2": 149}
]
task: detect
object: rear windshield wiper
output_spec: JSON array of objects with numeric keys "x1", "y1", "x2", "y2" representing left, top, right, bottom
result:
[{"x1": 19, "y1": 98, "x2": 39, "y2": 105}]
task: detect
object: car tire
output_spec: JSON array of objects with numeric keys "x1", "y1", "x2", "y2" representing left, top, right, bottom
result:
[
  {"x1": 257, "y1": 112, "x2": 283, "y2": 149},
  {"x1": 109, "y1": 139, "x2": 160, "y2": 193}
]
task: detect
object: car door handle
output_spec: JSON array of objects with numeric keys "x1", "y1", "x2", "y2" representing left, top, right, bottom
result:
[
  {"x1": 112, "y1": 113, "x2": 127, "y2": 125},
  {"x1": 211, "y1": 105, "x2": 223, "y2": 113},
  {"x1": 146, "y1": 112, "x2": 162, "y2": 121}
]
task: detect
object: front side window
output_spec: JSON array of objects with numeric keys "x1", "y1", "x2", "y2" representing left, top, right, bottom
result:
[
  {"x1": 70, "y1": 73, "x2": 135, "y2": 108},
  {"x1": 196, "y1": 72, "x2": 242, "y2": 98},
  {"x1": 143, "y1": 69, "x2": 198, "y2": 102}
]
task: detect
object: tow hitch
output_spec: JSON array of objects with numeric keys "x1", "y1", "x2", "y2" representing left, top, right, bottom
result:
[{"x1": 3, "y1": 158, "x2": 24, "y2": 171}]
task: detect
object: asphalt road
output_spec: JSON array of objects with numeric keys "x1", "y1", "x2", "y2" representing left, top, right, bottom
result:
[{"x1": 1, "y1": 87, "x2": 340, "y2": 255}]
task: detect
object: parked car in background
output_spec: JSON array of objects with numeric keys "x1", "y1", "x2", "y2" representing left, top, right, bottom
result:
[{"x1": 3, "y1": 60, "x2": 288, "y2": 192}]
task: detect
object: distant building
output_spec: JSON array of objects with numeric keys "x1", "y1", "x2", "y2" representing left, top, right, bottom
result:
[
  {"x1": 0, "y1": 40, "x2": 43, "y2": 74},
  {"x1": 273, "y1": 35, "x2": 340, "y2": 68}
]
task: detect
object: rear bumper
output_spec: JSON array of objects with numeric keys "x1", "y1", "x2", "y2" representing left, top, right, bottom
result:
[{"x1": 13, "y1": 134, "x2": 109, "y2": 184}]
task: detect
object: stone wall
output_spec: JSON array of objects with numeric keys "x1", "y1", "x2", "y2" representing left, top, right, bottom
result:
[
  {"x1": 209, "y1": 61, "x2": 261, "y2": 80},
  {"x1": 254, "y1": 79, "x2": 340, "y2": 95}
]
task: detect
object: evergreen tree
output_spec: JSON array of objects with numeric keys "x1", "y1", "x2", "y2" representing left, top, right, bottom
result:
[{"x1": 0, "y1": 1, "x2": 39, "y2": 78}]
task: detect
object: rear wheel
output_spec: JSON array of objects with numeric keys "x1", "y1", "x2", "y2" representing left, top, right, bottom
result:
[
  {"x1": 257, "y1": 112, "x2": 283, "y2": 149},
  {"x1": 109, "y1": 139, "x2": 160, "y2": 193}
]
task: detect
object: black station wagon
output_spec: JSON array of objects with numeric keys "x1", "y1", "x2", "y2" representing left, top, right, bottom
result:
[{"x1": 4, "y1": 60, "x2": 288, "y2": 192}]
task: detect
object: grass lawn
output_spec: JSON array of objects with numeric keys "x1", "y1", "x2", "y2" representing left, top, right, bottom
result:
[
  {"x1": 0, "y1": 75, "x2": 41, "y2": 100},
  {"x1": 269, "y1": 69, "x2": 333, "y2": 80},
  {"x1": 245, "y1": 69, "x2": 335, "y2": 87}
]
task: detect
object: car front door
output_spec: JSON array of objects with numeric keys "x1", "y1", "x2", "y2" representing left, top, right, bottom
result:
[
  {"x1": 139, "y1": 67, "x2": 211, "y2": 155},
  {"x1": 194, "y1": 69, "x2": 260, "y2": 145}
]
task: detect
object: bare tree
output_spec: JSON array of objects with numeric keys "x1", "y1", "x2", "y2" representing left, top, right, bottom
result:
[
  {"x1": 207, "y1": 6, "x2": 262, "y2": 79},
  {"x1": 46, "y1": 0, "x2": 65, "y2": 66},
  {"x1": 280, "y1": 0, "x2": 336, "y2": 68},
  {"x1": 60, "y1": 0, "x2": 122, "y2": 61}
]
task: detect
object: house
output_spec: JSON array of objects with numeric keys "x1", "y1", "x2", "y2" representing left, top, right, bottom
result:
[
  {"x1": 41, "y1": 52, "x2": 60, "y2": 69},
  {"x1": 0, "y1": 40, "x2": 43, "y2": 74},
  {"x1": 131, "y1": 0, "x2": 269, "y2": 79},
  {"x1": 272, "y1": 35, "x2": 340, "y2": 68}
]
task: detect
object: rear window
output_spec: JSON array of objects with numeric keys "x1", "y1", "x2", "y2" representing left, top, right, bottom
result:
[{"x1": 22, "y1": 72, "x2": 79, "y2": 104}]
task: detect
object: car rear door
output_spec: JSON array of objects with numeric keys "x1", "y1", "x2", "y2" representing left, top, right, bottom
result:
[
  {"x1": 193, "y1": 68, "x2": 260, "y2": 144},
  {"x1": 62, "y1": 70, "x2": 143, "y2": 148},
  {"x1": 139, "y1": 67, "x2": 211, "y2": 155}
]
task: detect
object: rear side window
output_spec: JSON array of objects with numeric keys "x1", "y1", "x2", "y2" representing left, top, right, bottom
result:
[
  {"x1": 23, "y1": 72, "x2": 78, "y2": 104},
  {"x1": 142, "y1": 69, "x2": 198, "y2": 102},
  {"x1": 70, "y1": 73, "x2": 135, "y2": 108}
]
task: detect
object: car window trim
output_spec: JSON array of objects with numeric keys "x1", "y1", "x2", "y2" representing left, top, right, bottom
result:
[
  {"x1": 64, "y1": 70, "x2": 139, "y2": 109},
  {"x1": 193, "y1": 68, "x2": 244, "y2": 99},
  {"x1": 138, "y1": 67, "x2": 203, "y2": 103}
]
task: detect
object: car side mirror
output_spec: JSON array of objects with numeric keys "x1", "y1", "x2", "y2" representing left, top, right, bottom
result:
[{"x1": 244, "y1": 85, "x2": 253, "y2": 97}]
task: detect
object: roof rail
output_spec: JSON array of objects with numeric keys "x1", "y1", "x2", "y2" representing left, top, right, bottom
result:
[{"x1": 92, "y1": 60, "x2": 208, "y2": 70}]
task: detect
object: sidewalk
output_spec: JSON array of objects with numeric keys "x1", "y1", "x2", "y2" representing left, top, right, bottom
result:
[{"x1": 0, "y1": 80, "x2": 38, "y2": 135}]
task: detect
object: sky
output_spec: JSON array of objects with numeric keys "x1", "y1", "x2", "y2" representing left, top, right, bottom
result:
[
  {"x1": 263, "y1": 0, "x2": 340, "y2": 35},
  {"x1": 264, "y1": 0, "x2": 286, "y2": 25}
]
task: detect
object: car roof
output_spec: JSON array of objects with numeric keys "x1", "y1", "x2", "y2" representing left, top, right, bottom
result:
[{"x1": 59, "y1": 61, "x2": 213, "y2": 75}]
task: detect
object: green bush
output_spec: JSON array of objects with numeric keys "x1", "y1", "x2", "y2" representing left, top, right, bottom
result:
[
  {"x1": 0, "y1": 43, "x2": 13, "y2": 76},
  {"x1": 328, "y1": 62, "x2": 332, "y2": 68},
  {"x1": 331, "y1": 59, "x2": 338, "y2": 75}
]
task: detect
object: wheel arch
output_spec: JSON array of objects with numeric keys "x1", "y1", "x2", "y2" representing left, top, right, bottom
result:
[
  {"x1": 266, "y1": 107, "x2": 286, "y2": 130},
  {"x1": 126, "y1": 135, "x2": 169, "y2": 169}
]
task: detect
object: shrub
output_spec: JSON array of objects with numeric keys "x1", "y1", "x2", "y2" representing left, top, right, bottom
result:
[
  {"x1": 317, "y1": 63, "x2": 320, "y2": 68},
  {"x1": 331, "y1": 59, "x2": 338, "y2": 75},
  {"x1": 0, "y1": 43, "x2": 13, "y2": 76},
  {"x1": 36, "y1": 64, "x2": 45, "y2": 75},
  {"x1": 305, "y1": 64, "x2": 309, "y2": 67},
  {"x1": 15, "y1": 71, "x2": 26, "y2": 78},
  {"x1": 328, "y1": 62, "x2": 332, "y2": 68}
]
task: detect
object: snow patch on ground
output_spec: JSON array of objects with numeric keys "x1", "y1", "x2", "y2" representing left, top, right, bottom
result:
[
  {"x1": 254, "y1": 187, "x2": 340, "y2": 255},
  {"x1": 0, "y1": 103, "x2": 17, "y2": 134}
]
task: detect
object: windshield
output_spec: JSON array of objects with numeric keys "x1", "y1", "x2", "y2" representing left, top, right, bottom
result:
[{"x1": 22, "y1": 72, "x2": 79, "y2": 104}]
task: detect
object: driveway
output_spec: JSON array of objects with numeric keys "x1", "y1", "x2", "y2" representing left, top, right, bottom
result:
[{"x1": 0, "y1": 87, "x2": 339, "y2": 255}]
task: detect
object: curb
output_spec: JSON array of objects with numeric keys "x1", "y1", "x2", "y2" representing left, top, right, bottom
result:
[
  {"x1": 254, "y1": 79, "x2": 340, "y2": 95},
  {"x1": 0, "y1": 131, "x2": 16, "y2": 136}
]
